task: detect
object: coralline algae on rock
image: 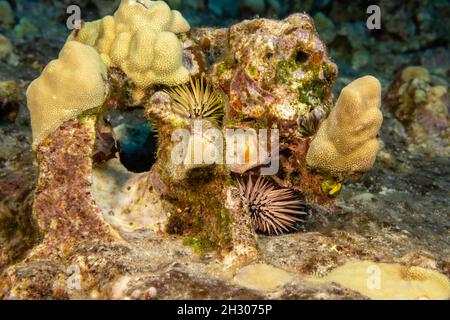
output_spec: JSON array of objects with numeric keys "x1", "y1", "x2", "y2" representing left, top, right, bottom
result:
[
  {"x1": 24, "y1": 0, "x2": 385, "y2": 254},
  {"x1": 207, "y1": 13, "x2": 338, "y2": 126},
  {"x1": 0, "y1": 0, "x2": 392, "y2": 299}
]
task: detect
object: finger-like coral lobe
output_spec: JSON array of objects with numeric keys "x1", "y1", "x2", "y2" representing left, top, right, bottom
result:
[
  {"x1": 306, "y1": 76, "x2": 383, "y2": 174},
  {"x1": 236, "y1": 175, "x2": 307, "y2": 235},
  {"x1": 26, "y1": 41, "x2": 108, "y2": 148}
]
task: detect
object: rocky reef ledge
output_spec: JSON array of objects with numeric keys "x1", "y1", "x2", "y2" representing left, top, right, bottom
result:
[{"x1": 0, "y1": 1, "x2": 448, "y2": 300}]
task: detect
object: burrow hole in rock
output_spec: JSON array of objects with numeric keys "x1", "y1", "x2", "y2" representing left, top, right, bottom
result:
[
  {"x1": 295, "y1": 50, "x2": 310, "y2": 64},
  {"x1": 99, "y1": 108, "x2": 158, "y2": 173}
]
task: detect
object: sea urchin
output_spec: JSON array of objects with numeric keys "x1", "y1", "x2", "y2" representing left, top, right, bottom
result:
[
  {"x1": 236, "y1": 175, "x2": 308, "y2": 235},
  {"x1": 164, "y1": 75, "x2": 225, "y2": 124}
]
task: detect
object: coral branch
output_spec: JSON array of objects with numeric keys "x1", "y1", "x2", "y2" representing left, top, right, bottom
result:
[{"x1": 306, "y1": 76, "x2": 383, "y2": 174}]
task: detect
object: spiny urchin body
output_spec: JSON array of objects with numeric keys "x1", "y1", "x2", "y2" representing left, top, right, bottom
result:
[
  {"x1": 298, "y1": 106, "x2": 330, "y2": 137},
  {"x1": 164, "y1": 75, "x2": 225, "y2": 123},
  {"x1": 236, "y1": 175, "x2": 308, "y2": 235}
]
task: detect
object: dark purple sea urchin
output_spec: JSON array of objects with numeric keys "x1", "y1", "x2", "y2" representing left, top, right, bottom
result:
[{"x1": 236, "y1": 175, "x2": 308, "y2": 235}]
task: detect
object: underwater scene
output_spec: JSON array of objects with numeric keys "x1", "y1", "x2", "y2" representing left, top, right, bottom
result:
[{"x1": 0, "y1": 0, "x2": 449, "y2": 301}]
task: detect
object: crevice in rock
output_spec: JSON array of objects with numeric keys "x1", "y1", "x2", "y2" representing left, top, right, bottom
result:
[{"x1": 104, "y1": 108, "x2": 158, "y2": 174}]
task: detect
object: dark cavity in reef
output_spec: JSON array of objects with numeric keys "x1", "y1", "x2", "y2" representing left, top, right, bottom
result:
[{"x1": 105, "y1": 108, "x2": 158, "y2": 173}]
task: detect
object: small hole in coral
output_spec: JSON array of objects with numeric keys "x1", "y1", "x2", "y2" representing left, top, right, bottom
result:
[
  {"x1": 295, "y1": 50, "x2": 309, "y2": 64},
  {"x1": 265, "y1": 52, "x2": 274, "y2": 60}
]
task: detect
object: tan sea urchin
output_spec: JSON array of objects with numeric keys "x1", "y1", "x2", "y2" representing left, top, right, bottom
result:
[
  {"x1": 236, "y1": 175, "x2": 308, "y2": 235},
  {"x1": 164, "y1": 75, "x2": 225, "y2": 124}
]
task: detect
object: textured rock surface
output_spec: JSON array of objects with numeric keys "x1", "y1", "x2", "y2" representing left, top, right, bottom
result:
[
  {"x1": 0, "y1": 1, "x2": 449, "y2": 300},
  {"x1": 187, "y1": 14, "x2": 348, "y2": 203},
  {"x1": 384, "y1": 66, "x2": 449, "y2": 157},
  {"x1": 0, "y1": 116, "x2": 449, "y2": 299},
  {"x1": 0, "y1": 126, "x2": 37, "y2": 268},
  {"x1": 31, "y1": 116, "x2": 119, "y2": 259}
]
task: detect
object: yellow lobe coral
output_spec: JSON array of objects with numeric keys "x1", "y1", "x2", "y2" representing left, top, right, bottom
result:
[
  {"x1": 306, "y1": 76, "x2": 383, "y2": 174},
  {"x1": 70, "y1": 20, "x2": 102, "y2": 47},
  {"x1": 26, "y1": 41, "x2": 108, "y2": 149},
  {"x1": 68, "y1": 0, "x2": 190, "y2": 100},
  {"x1": 309, "y1": 260, "x2": 450, "y2": 300},
  {"x1": 113, "y1": 0, "x2": 190, "y2": 34},
  {"x1": 401, "y1": 66, "x2": 430, "y2": 82}
]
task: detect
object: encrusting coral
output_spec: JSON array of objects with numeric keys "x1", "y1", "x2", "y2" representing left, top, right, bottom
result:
[
  {"x1": 310, "y1": 260, "x2": 450, "y2": 300},
  {"x1": 384, "y1": 66, "x2": 449, "y2": 157},
  {"x1": 69, "y1": 0, "x2": 190, "y2": 101},
  {"x1": 306, "y1": 76, "x2": 383, "y2": 174},
  {"x1": 26, "y1": 41, "x2": 108, "y2": 149},
  {"x1": 233, "y1": 263, "x2": 295, "y2": 291}
]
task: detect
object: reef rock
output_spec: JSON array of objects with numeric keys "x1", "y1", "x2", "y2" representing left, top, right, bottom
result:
[
  {"x1": 0, "y1": 126, "x2": 37, "y2": 268},
  {"x1": 0, "y1": 34, "x2": 14, "y2": 61},
  {"x1": 0, "y1": 80, "x2": 23, "y2": 122},
  {"x1": 0, "y1": 1, "x2": 404, "y2": 300},
  {"x1": 384, "y1": 66, "x2": 449, "y2": 157}
]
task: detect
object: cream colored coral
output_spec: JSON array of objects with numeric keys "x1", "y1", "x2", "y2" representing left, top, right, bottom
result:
[
  {"x1": 70, "y1": 20, "x2": 102, "y2": 47},
  {"x1": 113, "y1": 0, "x2": 189, "y2": 33},
  {"x1": 26, "y1": 41, "x2": 108, "y2": 149},
  {"x1": 68, "y1": 0, "x2": 190, "y2": 100},
  {"x1": 233, "y1": 264, "x2": 294, "y2": 291},
  {"x1": 401, "y1": 66, "x2": 430, "y2": 82},
  {"x1": 306, "y1": 76, "x2": 383, "y2": 174},
  {"x1": 309, "y1": 260, "x2": 450, "y2": 300}
]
